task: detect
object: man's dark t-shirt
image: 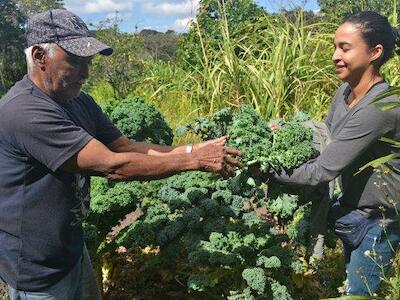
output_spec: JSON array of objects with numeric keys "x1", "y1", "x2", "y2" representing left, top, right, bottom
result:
[{"x1": 0, "y1": 76, "x2": 121, "y2": 291}]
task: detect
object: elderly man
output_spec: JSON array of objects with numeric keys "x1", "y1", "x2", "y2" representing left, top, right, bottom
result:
[{"x1": 0, "y1": 8, "x2": 241, "y2": 299}]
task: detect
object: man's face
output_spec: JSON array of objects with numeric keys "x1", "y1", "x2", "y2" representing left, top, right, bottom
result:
[{"x1": 44, "y1": 45, "x2": 92, "y2": 102}]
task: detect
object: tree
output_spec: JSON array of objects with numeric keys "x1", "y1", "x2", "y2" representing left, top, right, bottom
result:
[
  {"x1": 318, "y1": 0, "x2": 400, "y2": 23},
  {"x1": 87, "y1": 19, "x2": 149, "y2": 99},
  {"x1": 0, "y1": 0, "x2": 65, "y2": 96},
  {"x1": 0, "y1": 0, "x2": 26, "y2": 95},
  {"x1": 17, "y1": 0, "x2": 64, "y2": 16},
  {"x1": 139, "y1": 30, "x2": 180, "y2": 61}
]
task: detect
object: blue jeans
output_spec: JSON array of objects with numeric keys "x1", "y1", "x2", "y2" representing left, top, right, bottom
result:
[
  {"x1": 7, "y1": 245, "x2": 100, "y2": 300},
  {"x1": 343, "y1": 221, "x2": 400, "y2": 296}
]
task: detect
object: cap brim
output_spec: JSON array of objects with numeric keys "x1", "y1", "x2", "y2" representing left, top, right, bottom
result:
[{"x1": 57, "y1": 36, "x2": 113, "y2": 57}]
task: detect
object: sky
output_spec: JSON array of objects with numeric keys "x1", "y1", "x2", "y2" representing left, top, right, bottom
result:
[{"x1": 64, "y1": 0, "x2": 320, "y2": 33}]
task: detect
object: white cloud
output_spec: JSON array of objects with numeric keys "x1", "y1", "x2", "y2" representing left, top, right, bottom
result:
[
  {"x1": 65, "y1": 0, "x2": 134, "y2": 14},
  {"x1": 142, "y1": 0, "x2": 199, "y2": 16},
  {"x1": 105, "y1": 11, "x2": 132, "y2": 21},
  {"x1": 170, "y1": 17, "x2": 194, "y2": 32}
]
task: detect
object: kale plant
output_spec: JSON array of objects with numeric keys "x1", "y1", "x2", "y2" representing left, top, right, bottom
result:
[{"x1": 110, "y1": 96, "x2": 174, "y2": 145}]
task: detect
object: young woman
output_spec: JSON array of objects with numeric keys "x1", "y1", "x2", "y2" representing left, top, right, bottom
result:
[{"x1": 270, "y1": 11, "x2": 400, "y2": 296}]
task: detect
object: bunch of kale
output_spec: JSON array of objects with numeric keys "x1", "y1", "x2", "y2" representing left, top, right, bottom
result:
[{"x1": 85, "y1": 102, "x2": 318, "y2": 299}]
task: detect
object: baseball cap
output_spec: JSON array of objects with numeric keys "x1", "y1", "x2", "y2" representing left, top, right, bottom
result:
[{"x1": 26, "y1": 9, "x2": 113, "y2": 57}]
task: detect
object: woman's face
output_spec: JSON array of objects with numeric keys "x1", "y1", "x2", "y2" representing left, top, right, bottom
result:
[{"x1": 332, "y1": 22, "x2": 378, "y2": 83}]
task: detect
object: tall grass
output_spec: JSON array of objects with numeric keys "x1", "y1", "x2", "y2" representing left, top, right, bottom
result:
[{"x1": 145, "y1": 8, "x2": 341, "y2": 121}]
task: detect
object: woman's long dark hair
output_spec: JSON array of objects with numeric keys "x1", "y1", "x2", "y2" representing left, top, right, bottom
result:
[{"x1": 343, "y1": 11, "x2": 400, "y2": 66}]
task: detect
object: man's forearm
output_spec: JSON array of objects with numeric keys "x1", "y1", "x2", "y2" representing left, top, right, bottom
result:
[
  {"x1": 107, "y1": 136, "x2": 188, "y2": 155},
  {"x1": 105, "y1": 151, "x2": 200, "y2": 181},
  {"x1": 63, "y1": 136, "x2": 240, "y2": 180}
]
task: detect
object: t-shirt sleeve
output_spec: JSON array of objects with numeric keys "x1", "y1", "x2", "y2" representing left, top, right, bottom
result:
[
  {"x1": 272, "y1": 104, "x2": 395, "y2": 186},
  {"x1": 6, "y1": 98, "x2": 93, "y2": 172},
  {"x1": 83, "y1": 93, "x2": 122, "y2": 145}
]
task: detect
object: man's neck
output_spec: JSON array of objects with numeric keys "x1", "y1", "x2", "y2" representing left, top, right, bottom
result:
[{"x1": 28, "y1": 72, "x2": 69, "y2": 104}]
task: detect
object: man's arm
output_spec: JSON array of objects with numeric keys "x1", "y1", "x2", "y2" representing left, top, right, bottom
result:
[
  {"x1": 107, "y1": 136, "x2": 188, "y2": 155},
  {"x1": 62, "y1": 136, "x2": 242, "y2": 181}
]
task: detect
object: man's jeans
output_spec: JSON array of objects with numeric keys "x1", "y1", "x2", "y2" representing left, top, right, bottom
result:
[
  {"x1": 7, "y1": 245, "x2": 101, "y2": 300},
  {"x1": 343, "y1": 221, "x2": 400, "y2": 296}
]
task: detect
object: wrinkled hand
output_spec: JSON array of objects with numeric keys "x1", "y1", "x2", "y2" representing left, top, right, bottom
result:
[{"x1": 193, "y1": 136, "x2": 243, "y2": 176}]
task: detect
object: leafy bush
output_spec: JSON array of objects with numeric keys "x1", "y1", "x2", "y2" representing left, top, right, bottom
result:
[
  {"x1": 111, "y1": 104, "x2": 317, "y2": 298},
  {"x1": 109, "y1": 96, "x2": 174, "y2": 145}
]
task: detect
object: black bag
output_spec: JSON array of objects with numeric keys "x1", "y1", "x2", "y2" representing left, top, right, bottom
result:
[{"x1": 328, "y1": 201, "x2": 379, "y2": 249}]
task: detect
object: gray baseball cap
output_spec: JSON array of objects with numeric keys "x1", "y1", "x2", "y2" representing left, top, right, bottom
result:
[{"x1": 26, "y1": 9, "x2": 113, "y2": 57}]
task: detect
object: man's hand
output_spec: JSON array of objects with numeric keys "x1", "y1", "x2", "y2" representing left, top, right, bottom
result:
[{"x1": 192, "y1": 137, "x2": 243, "y2": 176}]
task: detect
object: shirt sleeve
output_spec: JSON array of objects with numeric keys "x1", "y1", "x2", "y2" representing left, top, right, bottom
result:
[
  {"x1": 7, "y1": 98, "x2": 93, "y2": 172},
  {"x1": 272, "y1": 103, "x2": 395, "y2": 187}
]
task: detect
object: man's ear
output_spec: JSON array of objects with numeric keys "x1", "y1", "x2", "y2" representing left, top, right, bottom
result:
[
  {"x1": 32, "y1": 46, "x2": 46, "y2": 69},
  {"x1": 370, "y1": 44, "x2": 384, "y2": 63}
]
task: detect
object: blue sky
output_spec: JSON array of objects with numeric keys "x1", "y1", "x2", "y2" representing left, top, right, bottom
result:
[{"x1": 64, "y1": 0, "x2": 319, "y2": 33}]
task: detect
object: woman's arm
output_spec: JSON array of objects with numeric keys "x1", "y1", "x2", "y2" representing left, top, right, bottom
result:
[{"x1": 272, "y1": 104, "x2": 394, "y2": 186}]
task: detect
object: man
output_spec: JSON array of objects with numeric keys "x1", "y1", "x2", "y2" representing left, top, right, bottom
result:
[{"x1": 0, "y1": 8, "x2": 241, "y2": 299}]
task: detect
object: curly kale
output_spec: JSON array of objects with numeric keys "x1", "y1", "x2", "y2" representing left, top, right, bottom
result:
[
  {"x1": 182, "y1": 187, "x2": 209, "y2": 205},
  {"x1": 89, "y1": 178, "x2": 140, "y2": 234},
  {"x1": 208, "y1": 250, "x2": 243, "y2": 266},
  {"x1": 211, "y1": 189, "x2": 233, "y2": 205},
  {"x1": 291, "y1": 111, "x2": 311, "y2": 123},
  {"x1": 110, "y1": 96, "x2": 173, "y2": 145},
  {"x1": 227, "y1": 105, "x2": 273, "y2": 169},
  {"x1": 267, "y1": 279, "x2": 293, "y2": 300},
  {"x1": 219, "y1": 205, "x2": 237, "y2": 218},
  {"x1": 144, "y1": 205, "x2": 170, "y2": 222},
  {"x1": 183, "y1": 108, "x2": 233, "y2": 140},
  {"x1": 83, "y1": 222, "x2": 101, "y2": 257},
  {"x1": 86, "y1": 103, "x2": 321, "y2": 299},
  {"x1": 116, "y1": 205, "x2": 173, "y2": 248},
  {"x1": 157, "y1": 219, "x2": 186, "y2": 246},
  {"x1": 269, "y1": 122, "x2": 315, "y2": 170},
  {"x1": 183, "y1": 207, "x2": 204, "y2": 231},
  {"x1": 202, "y1": 217, "x2": 227, "y2": 236},
  {"x1": 116, "y1": 221, "x2": 157, "y2": 248},
  {"x1": 199, "y1": 198, "x2": 220, "y2": 217},
  {"x1": 242, "y1": 212, "x2": 263, "y2": 228},
  {"x1": 163, "y1": 171, "x2": 213, "y2": 191},
  {"x1": 230, "y1": 195, "x2": 247, "y2": 213},
  {"x1": 269, "y1": 141, "x2": 315, "y2": 170},
  {"x1": 266, "y1": 186, "x2": 299, "y2": 218},
  {"x1": 187, "y1": 248, "x2": 210, "y2": 266},
  {"x1": 272, "y1": 123, "x2": 312, "y2": 150},
  {"x1": 286, "y1": 204, "x2": 311, "y2": 245},
  {"x1": 256, "y1": 256, "x2": 281, "y2": 269},
  {"x1": 187, "y1": 274, "x2": 213, "y2": 292},
  {"x1": 158, "y1": 185, "x2": 205, "y2": 211},
  {"x1": 184, "y1": 233, "x2": 205, "y2": 253},
  {"x1": 157, "y1": 186, "x2": 180, "y2": 203},
  {"x1": 242, "y1": 267, "x2": 267, "y2": 295}
]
